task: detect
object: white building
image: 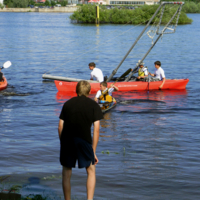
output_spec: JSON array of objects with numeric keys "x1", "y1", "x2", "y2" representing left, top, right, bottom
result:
[{"x1": 105, "y1": 0, "x2": 159, "y2": 5}]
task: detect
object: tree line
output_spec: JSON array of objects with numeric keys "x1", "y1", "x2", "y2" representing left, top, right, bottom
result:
[{"x1": 2, "y1": 0, "x2": 68, "y2": 8}]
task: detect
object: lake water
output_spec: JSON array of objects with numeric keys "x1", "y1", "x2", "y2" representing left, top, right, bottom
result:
[{"x1": 0, "y1": 12, "x2": 200, "y2": 199}]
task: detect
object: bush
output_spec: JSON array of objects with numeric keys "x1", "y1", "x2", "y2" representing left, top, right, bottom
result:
[
  {"x1": 4, "y1": 0, "x2": 29, "y2": 8},
  {"x1": 70, "y1": 4, "x2": 192, "y2": 24},
  {"x1": 182, "y1": 2, "x2": 200, "y2": 13},
  {"x1": 61, "y1": 0, "x2": 68, "y2": 6},
  {"x1": 0, "y1": 3, "x2": 4, "y2": 9}
]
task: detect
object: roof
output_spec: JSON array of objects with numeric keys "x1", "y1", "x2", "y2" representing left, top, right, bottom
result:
[{"x1": 88, "y1": 0, "x2": 105, "y2": 2}]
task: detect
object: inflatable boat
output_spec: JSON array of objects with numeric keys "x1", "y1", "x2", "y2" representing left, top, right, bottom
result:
[{"x1": 54, "y1": 78, "x2": 189, "y2": 93}]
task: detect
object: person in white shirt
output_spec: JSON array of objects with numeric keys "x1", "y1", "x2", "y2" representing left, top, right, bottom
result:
[
  {"x1": 89, "y1": 62, "x2": 104, "y2": 82},
  {"x1": 149, "y1": 61, "x2": 166, "y2": 89},
  {"x1": 94, "y1": 81, "x2": 119, "y2": 102}
]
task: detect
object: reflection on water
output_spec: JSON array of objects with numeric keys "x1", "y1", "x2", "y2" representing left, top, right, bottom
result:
[{"x1": 0, "y1": 12, "x2": 200, "y2": 200}]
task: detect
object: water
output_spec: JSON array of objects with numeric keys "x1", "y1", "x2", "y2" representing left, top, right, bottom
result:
[{"x1": 0, "y1": 12, "x2": 200, "y2": 199}]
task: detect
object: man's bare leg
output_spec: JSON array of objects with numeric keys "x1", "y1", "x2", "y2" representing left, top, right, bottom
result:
[
  {"x1": 86, "y1": 164, "x2": 96, "y2": 200},
  {"x1": 62, "y1": 166, "x2": 72, "y2": 200}
]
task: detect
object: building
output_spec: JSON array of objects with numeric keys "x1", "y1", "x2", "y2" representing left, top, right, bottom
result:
[
  {"x1": 34, "y1": 0, "x2": 45, "y2": 3},
  {"x1": 88, "y1": 0, "x2": 107, "y2": 4},
  {"x1": 78, "y1": 0, "x2": 159, "y2": 5},
  {"x1": 107, "y1": 0, "x2": 159, "y2": 5},
  {"x1": 33, "y1": 0, "x2": 159, "y2": 5}
]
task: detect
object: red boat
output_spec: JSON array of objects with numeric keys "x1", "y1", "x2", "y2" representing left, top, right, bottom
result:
[
  {"x1": 0, "y1": 76, "x2": 8, "y2": 91},
  {"x1": 54, "y1": 78, "x2": 189, "y2": 93}
]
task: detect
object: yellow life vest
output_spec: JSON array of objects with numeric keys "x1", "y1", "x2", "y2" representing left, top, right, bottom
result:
[
  {"x1": 99, "y1": 90, "x2": 113, "y2": 102},
  {"x1": 138, "y1": 67, "x2": 148, "y2": 76},
  {"x1": 138, "y1": 67, "x2": 147, "y2": 77}
]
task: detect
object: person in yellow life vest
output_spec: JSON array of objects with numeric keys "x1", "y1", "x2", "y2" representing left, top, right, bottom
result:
[
  {"x1": 94, "y1": 81, "x2": 119, "y2": 104},
  {"x1": 137, "y1": 61, "x2": 148, "y2": 81}
]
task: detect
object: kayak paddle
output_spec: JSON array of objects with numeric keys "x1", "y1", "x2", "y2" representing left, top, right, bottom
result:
[
  {"x1": 1, "y1": 61, "x2": 12, "y2": 69},
  {"x1": 101, "y1": 68, "x2": 132, "y2": 96},
  {"x1": 114, "y1": 68, "x2": 132, "y2": 83}
]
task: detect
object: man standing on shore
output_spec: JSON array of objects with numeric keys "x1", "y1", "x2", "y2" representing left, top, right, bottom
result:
[
  {"x1": 58, "y1": 80, "x2": 104, "y2": 200},
  {"x1": 89, "y1": 62, "x2": 104, "y2": 82}
]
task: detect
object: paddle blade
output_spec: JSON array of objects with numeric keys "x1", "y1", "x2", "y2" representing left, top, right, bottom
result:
[
  {"x1": 3, "y1": 61, "x2": 12, "y2": 69},
  {"x1": 118, "y1": 68, "x2": 132, "y2": 80}
]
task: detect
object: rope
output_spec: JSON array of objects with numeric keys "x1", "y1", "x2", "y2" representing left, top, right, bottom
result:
[
  {"x1": 43, "y1": 4, "x2": 178, "y2": 75},
  {"x1": 146, "y1": 4, "x2": 176, "y2": 44}
]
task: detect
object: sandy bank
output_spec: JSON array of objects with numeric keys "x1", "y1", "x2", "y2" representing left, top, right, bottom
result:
[{"x1": 0, "y1": 6, "x2": 78, "y2": 13}]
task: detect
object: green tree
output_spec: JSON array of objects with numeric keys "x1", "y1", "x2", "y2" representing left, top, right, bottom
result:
[
  {"x1": 70, "y1": 4, "x2": 192, "y2": 24},
  {"x1": 3, "y1": 0, "x2": 10, "y2": 6},
  {"x1": 12, "y1": 0, "x2": 29, "y2": 8},
  {"x1": 0, "y1": 3, "x2": 4, "y2": 9},
  {"x1": 51, "y1": 0, "x2": 56, "y2": 6},
  {"x1": 29, "y1": 0, "x2": 35, "y2": 5},
  {"x1": 61, "y1": 0, "x2": 68, "y2": 6},
  {"x1": 44, "y1": 0, "x2": 50, "y2": 6},
  {"x1": 4, "y1": 0, "x2": 29, "y2": 7}
]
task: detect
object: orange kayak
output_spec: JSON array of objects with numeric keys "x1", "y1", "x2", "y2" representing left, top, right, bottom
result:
[
  {"x1": 0, "y1": 76, "x2": 8, "y2": 91},
  {"x1": 54, "y1": 78, "x2": 189, "y2": 93}
]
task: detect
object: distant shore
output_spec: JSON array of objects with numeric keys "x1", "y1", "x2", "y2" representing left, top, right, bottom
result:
[{"x1": 0, "y1": 7, "x2": 78, "y2": 13}]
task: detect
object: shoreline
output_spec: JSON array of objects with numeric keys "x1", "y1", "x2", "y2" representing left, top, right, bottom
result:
[{"x1": 0, "y1": 7, "x2": 78, "y2": 13}]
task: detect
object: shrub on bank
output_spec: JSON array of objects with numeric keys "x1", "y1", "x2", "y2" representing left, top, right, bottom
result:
[
  {"x1": 0, "y1": 3, "x2": 4, "y2": 9},
  {"x1": 182, "y1": 2, "x2": 200, "y2": 13},
  {"x1": 70, "y1": 4, "x2": 192, "y2": 24},
  {"x1": 4, "y1": 0, "x2": 29, "y2": 8}
]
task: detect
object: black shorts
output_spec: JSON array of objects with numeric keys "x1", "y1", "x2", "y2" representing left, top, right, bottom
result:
[{"x1": 60, "y1": 137, "x2": 95, "y2": 168}]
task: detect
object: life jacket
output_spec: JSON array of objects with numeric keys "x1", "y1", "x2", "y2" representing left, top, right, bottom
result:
[
  {"x1": 138, "y1": 67, "x2": 147, "y2": 77},
  {"x1": 98, "y1": 90, "x2": 113, "y2": 109},
  {"x1": 98, "y1": 90, "x2": 113, "y2": 102}
]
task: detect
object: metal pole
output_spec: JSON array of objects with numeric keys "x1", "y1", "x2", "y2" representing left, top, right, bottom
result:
[
  {"x1": 125, "y1": 3, "x2": 183, "y2": 81},
  {"x1": 106, "y1": 3, "x2": 163, "y2": 82},
  {"x1": 96, "y1": 5, "x2": 99, "y2": 25}
]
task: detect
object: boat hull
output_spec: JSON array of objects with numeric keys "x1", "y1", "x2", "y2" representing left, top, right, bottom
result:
[
  {"x1": 55, "y1": 79, "x2": 189, "y2": 93},
  {"x1": 0, "y1": 77, "x2": 7, "y2": 91},
  {"x1": 101, "y1": 98, "x2": 117, "y2": 113}
]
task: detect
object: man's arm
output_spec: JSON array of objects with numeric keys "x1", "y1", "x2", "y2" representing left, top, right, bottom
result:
[
  {"x1": 94, "y1": 97, "x2": 98, "y2": 102},
  {"x1": 159, "y1": 77, "x2": 166, "y2": 89},
  {"x1": 111, "y1": 84, "x2": 119, "y2": 91},
  {"x1": 149, "y1": 72, "x2": 155, "y2": 77},
  {"x1": 109, "y1": 84, "x2": 119, "y2": 91},
  {"x1": 94, "y1": 91, "x2": 101, "y2": 102},
  {"x1": 58, "y1": 119, "x2": 64, "y2": 139},
  {"x1": 90, "y1": 72, "x2": 93, "y2": 80},
  {"x1": 93, "y1": 120, "x2": 100, "y2": 165}
]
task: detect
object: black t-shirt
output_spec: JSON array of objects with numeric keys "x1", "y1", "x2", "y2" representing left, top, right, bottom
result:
[
  {"x1": 0, "y1": 72, "x2": 3, "y2": 81},
  {"x1": 59, "y1": 95, "x2": 103, "y2": 144}
]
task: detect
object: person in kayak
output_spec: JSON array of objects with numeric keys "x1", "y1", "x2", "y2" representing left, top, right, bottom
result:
[
  {"x1": 94, "y1": 81, "x2": 119, "y2": 103},
  {"x1": 136, "y1": 61, "x2": 148, "y2": 81},
  {"x1": 58, "y1": 80, "x2": 103, "y2": 200},
  {"x1": 149, "y1": 61, "x2": 166, "y2": 89},
  {"x1": 0, "y1": 68, "x2": 4, "y2": 82},
  {"x1": 89, "y1": 62, "x2": 104, "y2": 82}
]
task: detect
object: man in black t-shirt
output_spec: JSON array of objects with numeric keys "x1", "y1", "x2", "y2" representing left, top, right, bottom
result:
[{"x1": 58, "y1": 80, "x2": 103, "y2": 200}]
